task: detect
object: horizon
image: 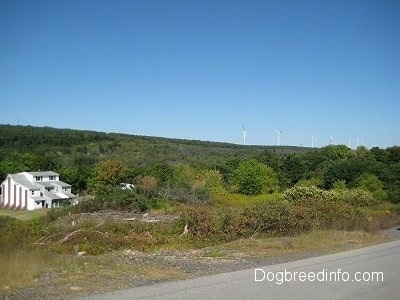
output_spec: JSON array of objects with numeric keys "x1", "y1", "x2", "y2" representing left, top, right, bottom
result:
[
  {"x1": 2, "y1": 123, "x2": 398, "y2": 149},
  {"x1": 1, "y1": 1, "x2": 399, "y2": 149}
]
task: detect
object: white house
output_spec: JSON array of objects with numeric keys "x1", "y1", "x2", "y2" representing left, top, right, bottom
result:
[{"x1": 0, "y1": 171, "x2": 77, "y2": 210}]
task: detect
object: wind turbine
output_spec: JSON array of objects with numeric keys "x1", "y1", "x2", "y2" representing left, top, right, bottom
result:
[
  {"x1": 311, "y1": 135, "x2": 317, "y2": 148},
  {"x1": 275, "y1": 129, "x2": 283, "y2": 146},
  {"x1": 356, "y1": 137, "x2": 359, "y2": 148},
  {"x1": 348, "y1": 137, "x2": 352, "y2": 148},
  {"x1": 329, "y1": 133, "x2": 334, "y2": 145},
  {"x1": 242, "y1": 126, "x2": 246, "y2": 145}
]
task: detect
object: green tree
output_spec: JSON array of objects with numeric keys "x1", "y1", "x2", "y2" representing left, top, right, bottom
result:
[
  {"x1": 59, "y1": 166, "x2": 89, "y2": 194},
  {"x1": 147, "y1": 163, "x2": 174, "y2": 184},
  {"x1": 230, "y1": 159, "x2": 279, "y2": 195},
  {"x1": 387, "y1": 146, "x2": 400, "y2": 163},
  {"x1": 320, "y1": 145, "x2": 351, "y2": 161},
  {"x1": 281, "y1": 154, "x2": 307, "y2": 185},
  {"x1": 295, "y1": 177, "x2": 324, "y2": 188},
  {"x1": 353, "y1": 173, "x2": 386, "y2": 200},
  {"x1": 220, "y1": 157, "x2": 241, "y2": 182},
  {"x1": 88, "y1": 159, "x2": 127, "y2": 194},
  {"x1": 370, "y1": 147, "x2": 388, "y2": 163},
  {"x1": 322, "y1": 158, "x2": 381, "y2": 188},
  {"x1": 0, "y1": 153, "x2": 59, "y2": 180},
  {"x1": 354, "y1": 146, "x2": 373, "y2": 159}
]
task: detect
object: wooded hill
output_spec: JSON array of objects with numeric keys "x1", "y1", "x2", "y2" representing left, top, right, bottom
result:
[
  {"x1": 0, "y1": 124, "x2": 310, "y2": 169},
  {"x1": 1, "y1": 124, "x2": 399, "y2": 203}
]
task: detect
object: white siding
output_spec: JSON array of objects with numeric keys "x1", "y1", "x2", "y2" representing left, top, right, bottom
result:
[{"x1": 1, "y1": 171, "x2": 75, "y2": 211}]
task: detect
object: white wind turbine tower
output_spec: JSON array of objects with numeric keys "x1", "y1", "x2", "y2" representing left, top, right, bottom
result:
[
  {"x1": 311, "y1": 135, "x2": 317, "y2": 148},
  {"x1": 275, "y1": 129, "x2": 283, "y2": 146},
  {"x1": 242, "y1": 126, "x2": 246, "y2": 145},
  {"x1": 348, "y1": 137, "x2": 352, "y2": 148},
  {"x1": 329, "y1": 133, "x2": 334, "y2": 145}
]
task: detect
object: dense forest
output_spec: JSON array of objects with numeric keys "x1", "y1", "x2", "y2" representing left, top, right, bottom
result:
[{"x1": 0, "y1": 124, "x2": 399, "y2": 203}]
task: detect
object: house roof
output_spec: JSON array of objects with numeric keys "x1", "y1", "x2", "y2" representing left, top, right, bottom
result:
[
  {"x1": 35, "y1": 182, "x2": 55, "y2": 188},
  {"x1": 10, "y1": 173, "x2": 40, "y2": 190},
  {"x1": 44, "y1": 191, "x2": 65, "y2": 200},
  {"x1": 51, "y1": 181, "x2": 71, "y2": 187},
  {"x1": 5, "y1": 172, "x2": 77, "y2": 199},
  {"x1": 58, "y1": 191, "x2": 77, "y2": 199},
  {"x1": 56, "y1": 192, "x2": 76, "y2": 199},
  {"x1": 27, "y1": 171, "x2": 59, "y2": 176},
  {"x1": 31, "y1": 196, "x2": 46, "y2": 201}
]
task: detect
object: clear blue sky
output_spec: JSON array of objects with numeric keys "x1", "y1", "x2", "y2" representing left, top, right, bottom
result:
[{"x1": 1, "y1": 0, "x2": 399, "y2": 148}]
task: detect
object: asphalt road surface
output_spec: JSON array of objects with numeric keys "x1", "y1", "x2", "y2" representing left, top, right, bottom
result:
[{"x1": 81, "y1": 238, "x2": 400, "y2": 300}]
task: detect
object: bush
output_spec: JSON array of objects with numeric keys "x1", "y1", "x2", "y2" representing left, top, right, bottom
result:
[
  {"x1": 0, "y1": 216, "x2": 47, "y2": 251},
  {"x1": 158, "y1": 182, "x2": 211, "y2": 204},
  {"x1": 73, "y1": 188, "x2": 158, "y2": 213},
  {"x1": 283, "y1": 185, "x2": 376, "y2": 207},
  {"x1": 179, "y1": 205, "x2": 221, "y2": 241},
  {"x1": 353, "y1": 173, "x2": 387, "y2": 201},
  {"x1": 283, "y1": 186, "x2": 325, "y2": 202},
  {"x1": 178, "y1": 195, "x2": 370, "y2": 243},
  {"x1": 230, "y1": 159, "x2": 279, "y2": 196},
  {"x1": 338, "y1": 188, "x2": 376, "y2": 207}
]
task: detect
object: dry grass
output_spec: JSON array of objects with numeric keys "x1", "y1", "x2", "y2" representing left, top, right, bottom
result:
[
  {"x1": 0, "y1": 250, "x2": 187, "y2": 296},
  {"x1": 0, "y1": 229, "x2": 394, "y2": 298},
  {"x1": 0, "y1": 250, "x2": 45, "y2": 291},
  {"x1": 202, "y1": 230, "x2": 392, "y2": 259},
  {"x1": 0, "y1": 208, "x2": 47, "y2": 220}
]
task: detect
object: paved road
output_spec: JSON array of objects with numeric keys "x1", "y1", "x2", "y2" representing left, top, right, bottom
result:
[{"x1": 81, "y1": 239, "x2": 400, "y2": 300}]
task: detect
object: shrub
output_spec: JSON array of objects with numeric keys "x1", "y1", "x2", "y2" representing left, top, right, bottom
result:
[
  {"x1": 332, "y1": 180, "x2": 347, "y2": 190},
  {"x1": 338, "y1": 188, "x2": 376, "y2": 207},
  {"x1": 295, "y1": 177, "x2": 324, "y2": 188},
  {"x1": 158, "y1": 182, "x2": 211, "y2": 204},
  {"x1": 353, "y1": 173, "x2": 387, "y2": 201},
  {"x1": 283, "y1": 186, "x2": 324, "y2": 203},
  {"x1": 230, "y1": 159, "x2": 279, "y2": 196},
  {"x1": 73, "y1": 188, "x2": 156, "y2": 213},
  {"x1": 0, "y1": 216, "x2": 47, "y2": 251},
  {"x1": 179, "y1": 205, "x2": 221, "y2": 241}
]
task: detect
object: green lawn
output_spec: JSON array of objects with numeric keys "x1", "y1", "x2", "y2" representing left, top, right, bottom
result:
[{"x1": 0, "y1": 208, "x2": 47, "y2": 220}]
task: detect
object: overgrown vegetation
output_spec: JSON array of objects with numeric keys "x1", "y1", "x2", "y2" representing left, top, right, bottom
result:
[
  {"x1": 1, "y1": 124, "x2": 400, "y2": 295},
  {"x1": 1, "y1": 125, "x2": 399, "y2": 203}
]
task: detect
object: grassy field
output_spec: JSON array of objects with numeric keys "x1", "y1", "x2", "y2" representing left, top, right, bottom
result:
[{"x1": 0, "y1": 208, "x2": 47, "y2": 220}]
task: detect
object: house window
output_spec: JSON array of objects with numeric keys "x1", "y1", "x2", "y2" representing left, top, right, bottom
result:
[
  {"x1": 31, "y1": 190, "x2": 34, "y2": 195},
  {"x1": 35, "y1": 176, "x2": 43, "y2": 181},
  {"x1": 49, "y1": 176, "x2": 55, "y2": 180}
]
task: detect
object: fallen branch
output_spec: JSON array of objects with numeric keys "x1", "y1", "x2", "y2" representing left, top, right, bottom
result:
[
  {"x1": 56, "y1": 229, "x2": 105, "y2": 244},
  {"x1": 34, "y1": 228, "x2": 106, "y2": 245}
]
